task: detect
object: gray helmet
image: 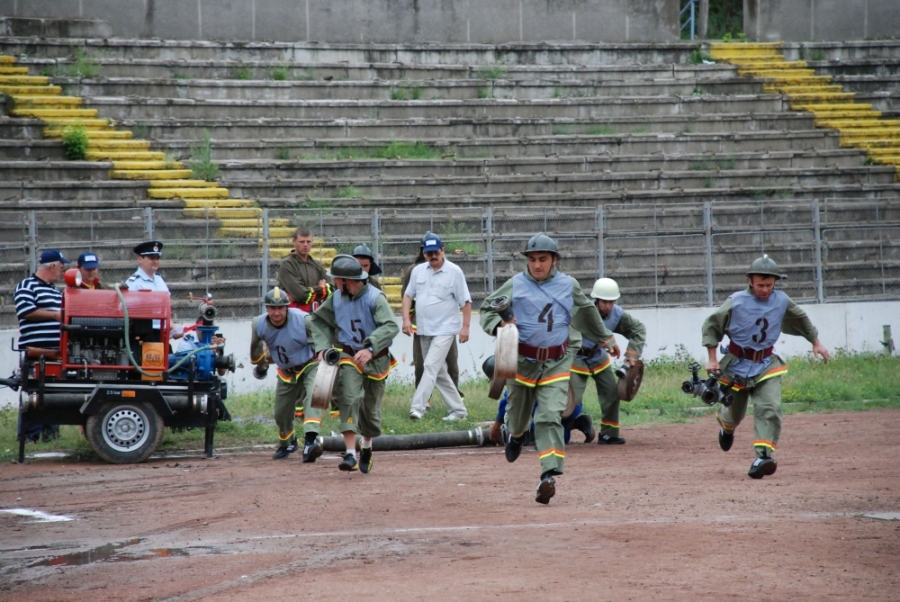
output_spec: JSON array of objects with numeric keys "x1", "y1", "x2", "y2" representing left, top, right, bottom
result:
[
  {"x1": 352, "y1": 244, "x2": 382, "y2": 276},
  {"x1": 419, "y1": 230, "x2": 435, "y2": 249},
  {"x1": 482, "y1": 355, "x2": 495, "y2": 380},
  {"x1": 747, "y1": 254, "x2": 786, "y2": 280},
  {"x1": 521, "y1": 232, "x2": 559, "y2": 257},
  {"x1": 264, "y1": 286, "x2": 290, "y2": 306},
  {"x1": 327, "y1": 254, "x2": 368, "y2": 280}
]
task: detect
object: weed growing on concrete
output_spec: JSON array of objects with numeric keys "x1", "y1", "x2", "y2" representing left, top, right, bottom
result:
[
  {"x1": 553, "y1": 86, "x2": 564, "y2": 99},
  {"x1": 553, "y1": 126, "x2": 572, "y2": 135},
  {"x1": 588, "y1": 125, "x2": 616, "y2": 136},
  {"x1": 271, "y1": 66, "x2": 289, "y2": 81},
  {"x1": 476, "y1": 86, "x2": 491, "y2": 99},
  {"x1": 66, "y1": 48, "x2": 100, "y2": 78},
  {"x1": 336, "y1": 186, "x2": 362, "y2": 198},
  {"x1": 477, "y1": 65, "x2": 507, "y2": 80},
  {"x1": 275, "y1": 147, "x2": 291, "y2": 161},
  {"x1": 132, "y1": 122, "x2": 149, "y2": 139},
  {"x1": 390, "y1": 84, "x2": 422, "y2": 100},
  {"x1": 61, "y1": 124, "x2": 89, "y2": 160},
  {"x1": 438, "y1": 220, "x2": 482, "y2": 255},
  {"x1": 189, "y1": 130, "x2": 219, "y2": 182},
  {"x1": 372, "y1": 141, "x2": 439, "y2": 160},
  {"x1": 690, "y1": 49, "x2": 712, "y2": 64},
  {"x1": 235, "y1": 65, "x2": 251, "y2": 80},
  {"x1": 810, "y1": 49, "x2": 825, "y2": 62}
]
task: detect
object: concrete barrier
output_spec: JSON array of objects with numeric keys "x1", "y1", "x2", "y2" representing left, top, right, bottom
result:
[
  {"x1": 2, "y1": 299, "x2": 896, "y2": 408},
  {"x1": 5, "y1": 0, "x2": 679, "y2": 43},
  {"x1": 745, "y1": 0, "x2": 900, "y2": 43}
]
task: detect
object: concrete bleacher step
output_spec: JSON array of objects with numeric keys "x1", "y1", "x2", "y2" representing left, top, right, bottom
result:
[
  {"x1": 0, "y1": 180, "x2": 151, "y2": 201},
  {"x1": 14, "y1": 56, "x2": 740, "y2": 82},
  {"x1": 226, "y1": 165, "x2": 897, "y2": 200},
  {"x1": 216, "y1": 149, "x2": 868, "y2": 181},
  {"x1": 0, "y1": 37, "x2": 723, "y2": 65},
  {"x1": 146, "y1": 130, "x2": 847, "y2": 162},
  {"x1": 0, "y1": 160, "x2": 115, "y2": 181},
  {"x1": 114, "y1": 113, "x2": 820, "y2": 142},
  {"x1": 80, "y1": 94, "x2": 789, "y2": 122},
  {"x1": 59, "y1": 76, "x2": 765, "y2": 102}
]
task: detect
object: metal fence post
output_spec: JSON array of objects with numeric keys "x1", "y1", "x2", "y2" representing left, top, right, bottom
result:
[
  {"x1": 372, "y1": 208, "x2": 380, "y2": 264},
  {"x1": 261, "y1": 208, "x2": 270, "y2": 314},
  {"x1": 144, "y1": 206, "x2": 153, "y2": 241},
  {"x1": 812, "y1": 199, "x2": 824, "y2": 303},
  {"x1": 704, "y1": 201, "x2": 713, "y2": 306},
  {"x1": 596, "y1": 205, "x2": 605, "y2": 278},
  {"x1": 486, "y1": 207, "x2": 494, "y2": 292},
  {"x1": 27, "y1": 210, "x2": 37, "y2": 274}
]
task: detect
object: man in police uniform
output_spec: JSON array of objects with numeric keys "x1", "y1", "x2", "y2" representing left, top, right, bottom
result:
[
  {"x1": 126, "y1": 241, "x2": 169, "y2": 293},
  {"x1": 703, "y1": 255, "x2": 830, "y2": 479},
  {"x1": 480, "y1": 233, "x2": 619, "y2": 504},
  {"x1": 250, "y1": 287, "x2": 323, "y2": 461},
  {"x1": 309, "y1": 255, "x2": 399, "y2": 474},
  {"x1": 570, "y1": 277, "x2": 646, "y2": 445},
  {"x1": 352, "y1": 244, "x2": 382, "y2": 290}
]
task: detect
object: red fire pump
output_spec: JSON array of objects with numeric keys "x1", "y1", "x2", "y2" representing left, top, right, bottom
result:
[{"x1": 6, "y1": 286, "x2": 234, "y2": 464}]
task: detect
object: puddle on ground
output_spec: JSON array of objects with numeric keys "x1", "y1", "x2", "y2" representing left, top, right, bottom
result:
[{"x1": 28, "y1": 538, "x2": 224, "y2": 567}]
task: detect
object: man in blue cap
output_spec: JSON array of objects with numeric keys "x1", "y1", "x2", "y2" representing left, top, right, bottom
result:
[
  {"x1": 14, "y1": 249, "x2": 69, "y2": 443},
  {"x1": 126, "y1": 241, "x2": 170, "y2": 293},
  {"x1": 76, "y1": 251, "x2": 107, "y2": 290}
]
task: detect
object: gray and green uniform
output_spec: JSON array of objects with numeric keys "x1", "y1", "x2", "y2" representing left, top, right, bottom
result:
[
  {"x1": 309, "y1": 283, "x2": 400, "y2": 438},
  {"x1": 703, "y1": 288, "x2": 819, "y2": 459},
  {"x1": 570, "y1": 304, "x2": 646, "y2": 439},
  {"x1": 481, "y1": 267, "x2": 616, "y2": 476},
  {"x1": 250, "y1": 308, "x2": 320, "y2": 446}
]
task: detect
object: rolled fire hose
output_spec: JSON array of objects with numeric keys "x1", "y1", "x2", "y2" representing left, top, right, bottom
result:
[
  {"x1": 493, "y1": 323, "x2": 518, "y2": 381},
  {"x1": 309, "y1": 348, "x2": 341, "y2": 409}
]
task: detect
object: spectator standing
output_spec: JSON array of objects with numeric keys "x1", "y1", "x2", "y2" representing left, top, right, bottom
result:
[
  {"x1": 402, "y1": 234, "x2": 472, "y2": 421},
  {"x1": 76, "y1": 252, "x2": 107, "y2": 289},
  {"x1": 278, "y1": 226, "x2": 331, "y2": 312},
  {"x1": 126, "y1": 241, "x2": 169, "y2": 293}
]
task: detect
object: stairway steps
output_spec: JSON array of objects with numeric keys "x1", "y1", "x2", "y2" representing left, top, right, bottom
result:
[
  {"x1": 85, "y1": 150, "x2": 166, "y2": 161},
  {"x1": 146, "y1": 187, "x2": 230, "y2": 199},
  {"x1": 110, "y1": 169, "x2": 195, "y2": 180}
]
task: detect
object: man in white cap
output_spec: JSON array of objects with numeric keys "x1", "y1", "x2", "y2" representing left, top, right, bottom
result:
[{"x1": 402, "y1": 234, "x2": 472, "y2": 421}]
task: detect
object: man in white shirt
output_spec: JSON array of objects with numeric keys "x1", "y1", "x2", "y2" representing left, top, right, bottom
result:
[
  {"x1": 402, "y1": 235, "x2": 472, "y2": 421},
  {"x1": 125, "y1": 241, "x2": 170, "y2": 293}
]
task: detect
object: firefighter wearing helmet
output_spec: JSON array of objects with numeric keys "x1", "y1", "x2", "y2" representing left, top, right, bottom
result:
[
  {"x1": 352, "y1": 244, "x2": 383, "y2": 290},
  {"x1": 309, "y1": 255, "x2": 400, "y2": 475},
  {"x1": 480, "y1": 233, "x2": 619, "y2": 505},
  {"x1": 703, "y1": 254, "x2": 830, "y2": 479},
  {"x1": 249, "y1": 286, "x2": 324, "y2": 462},
  {"x1": 569, "y1": 277, "x2": 646, "y2": 444}
]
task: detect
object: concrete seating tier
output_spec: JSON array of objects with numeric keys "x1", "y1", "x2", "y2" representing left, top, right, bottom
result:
[
  {"x1": 226, "y1": 166, "x2": 896, "y2": 200},
  {"x1": 59, "y1": 77, "x2": 765, "y2": 102},
  {"x1": 15, "y1": 56, "x2": 738, "y2": 82},
  {"x1": 109, "y1": 113, "x2": 821, "y2": 141}
]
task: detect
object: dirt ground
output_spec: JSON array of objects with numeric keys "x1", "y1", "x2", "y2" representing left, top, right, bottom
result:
[{"x1": 1, "y1": 409, "x2": 898, "y2": 602}]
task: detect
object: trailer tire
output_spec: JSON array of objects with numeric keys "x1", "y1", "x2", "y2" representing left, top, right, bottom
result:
[{"x1": 85, "y1": 401, "x2": 164, "y2": 464}]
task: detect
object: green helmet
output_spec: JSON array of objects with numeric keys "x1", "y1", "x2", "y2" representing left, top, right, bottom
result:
[
  {"x1": 482, "y1": 355, "x2": 495, "y2": 379},
  {"x1": 747, "y1": 254, "x2": 786, "y2": 280},
  {"x1": 327, "y1": 254, "x2": 368, "y2": 280},
  {"x1": 521, "y1": 232, "x2": 559, "y2": 257},
  {"x1": 264, "y1": 286, "x2": 290, "y2": 306},
  {"x1": 352, "y1": 244, "x2": 382, "y2": 276}
]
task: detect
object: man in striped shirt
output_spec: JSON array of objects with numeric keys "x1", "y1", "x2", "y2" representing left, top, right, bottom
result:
[{"x1": 14, "y1": 249, "x2": 68, "y2": 442}]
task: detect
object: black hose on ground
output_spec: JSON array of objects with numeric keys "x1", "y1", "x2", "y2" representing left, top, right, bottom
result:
[{"x1": 322, "y1": 427, "x2": 486, "y2": 452}]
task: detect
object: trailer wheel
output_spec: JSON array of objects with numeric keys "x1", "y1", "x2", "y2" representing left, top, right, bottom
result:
[{"x1": 85, "y1": 402, "x2": 164, "y2": 464}]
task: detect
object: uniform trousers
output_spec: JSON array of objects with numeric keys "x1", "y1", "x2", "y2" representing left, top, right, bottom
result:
[
  {"x1": 273, "y1": 364, "x2": 320, "y2": 444},
  {"x1": 716, "y1": 375, "x2": 783, "y2": 459},
  {"x1": 570, "y1": 361, "x2": 620, "y2": 438},
  {"x1": 410, "y1": 334, "x2": 467, "y2": 418},
  {"x1": 336, "y1": 361, "x2": 386, "y2": 438},
  {"x1": 505, "y1": 350, "x2": 573, "y2": 476}
]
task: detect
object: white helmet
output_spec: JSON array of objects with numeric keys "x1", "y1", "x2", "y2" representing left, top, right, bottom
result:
[{"x1": 590, "y1": 277, "x2": 620, "y2": 301}]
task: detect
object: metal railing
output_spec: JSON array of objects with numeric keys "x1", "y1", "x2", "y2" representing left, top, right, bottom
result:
[{"x1": 2, "y1": 197, "x2": 898, "y2": 326}]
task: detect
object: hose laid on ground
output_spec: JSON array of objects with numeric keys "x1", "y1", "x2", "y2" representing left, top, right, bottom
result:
[{"x1": 321, "y1": 427, "x2": 486, "y2": 452}]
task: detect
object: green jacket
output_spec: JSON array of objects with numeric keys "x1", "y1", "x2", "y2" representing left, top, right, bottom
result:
[{"x1": 276, "y1": 251, "x2": 328, "y2": 306}]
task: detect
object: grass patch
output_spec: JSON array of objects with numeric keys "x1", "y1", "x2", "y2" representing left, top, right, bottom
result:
[
  {"x1": 307, "y1": 141, "x2": 441, "y2": 161},
  {"x1": 476, "y1": 86, "x2": 491, "y2": 99},
  {"x1": 275, "y1": 146, "x2": 291, "y2": 161},
  {"x1": 61, "y1": 124, "x2": 89, "y2": 160},
  {"x1": 390, "y1": 84, "x2": 422, "y2": 100},
  {"x1": 188, "y1": 129, "x2": 219, "y2": 182},
  {"x1": 690, "y1": 48, "x2": 712, "y2": 64},
  {"x1": 477, "y1": 65, "x2": 507, "y2": 80},
  {"x1": 66, "y1": 48, "x2": 100, "y2": 78},
  {"x1": 588, "y1": 125, "x2": 616, "y2": 136},
  {"x1": 235, "y1": 66, "x2": 251, "y2": 80},
  {"x1": 438, "y1": 220, "x2": 482, "y2": 255},
  {"x1": 5, "y1": 353, "x2": 897, "y2": 463},
  {"x1": 271, "y1": 66, "x2": 289, "y2": 81}
]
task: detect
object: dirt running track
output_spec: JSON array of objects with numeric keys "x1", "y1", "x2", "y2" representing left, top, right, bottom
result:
[{"x1": 1, "y1": 410, "x2": 898, "y2": 602}]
